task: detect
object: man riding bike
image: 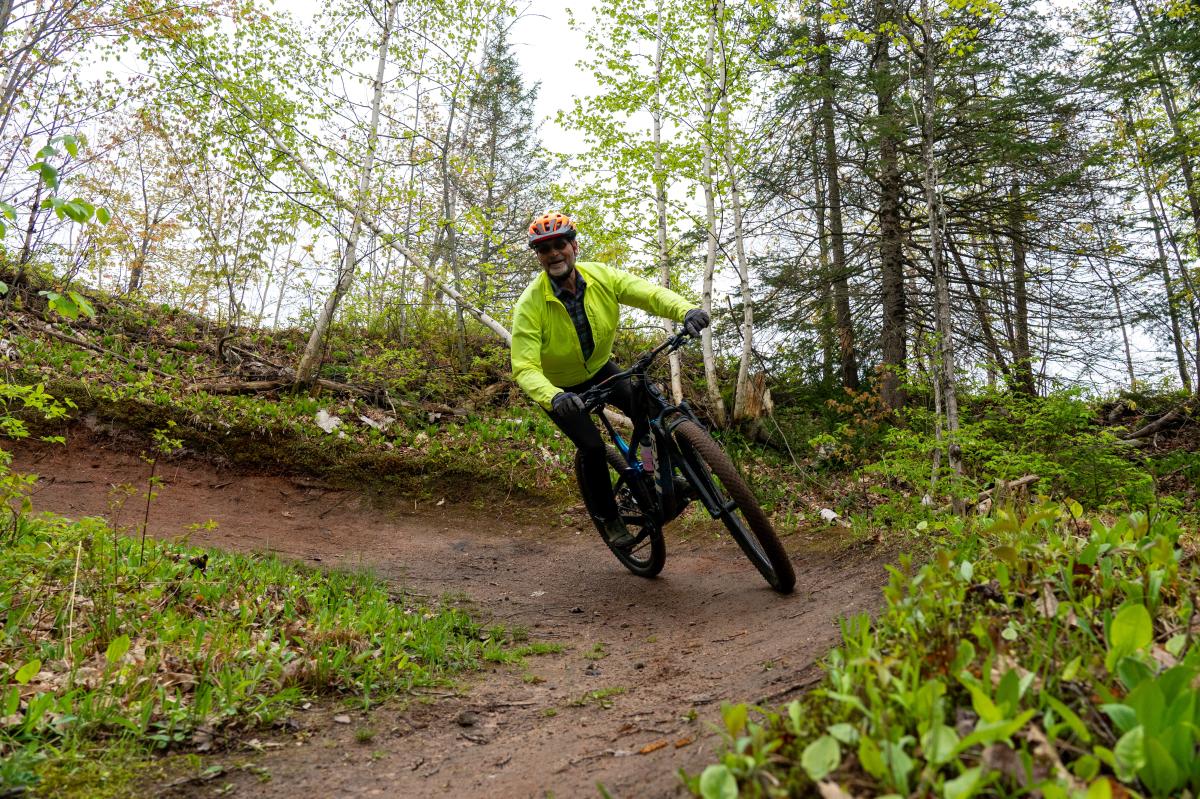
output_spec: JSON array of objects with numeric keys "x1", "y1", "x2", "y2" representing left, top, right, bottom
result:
[{"x1": 510, "y1": 211, "x2": 710, "y2": 549}]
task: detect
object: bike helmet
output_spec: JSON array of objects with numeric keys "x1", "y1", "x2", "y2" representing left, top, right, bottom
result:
[{"x1": 528, "y1": 211, "x2": 576, "y2": 248}]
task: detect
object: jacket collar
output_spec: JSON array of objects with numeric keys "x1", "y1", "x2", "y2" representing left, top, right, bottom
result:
[{"x1": 540, "y1": 262, "x2": 596, "y2": 303}]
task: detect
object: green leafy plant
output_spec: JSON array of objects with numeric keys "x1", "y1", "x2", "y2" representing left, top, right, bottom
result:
[{"x1": 688, "y1": 504, "x2": 1198, "y2": 798}]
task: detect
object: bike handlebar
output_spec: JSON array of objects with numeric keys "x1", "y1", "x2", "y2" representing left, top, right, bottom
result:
[{"x1": 577, "y1": 328, "x2": 692, "y2": 412}]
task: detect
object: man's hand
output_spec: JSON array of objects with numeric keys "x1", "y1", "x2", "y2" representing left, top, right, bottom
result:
[
  {"x1": 683, "y1": 308, "x2": 710, "y2": 337},
  {"x1": 551, "y1": 391, "x2": 586, "y2": 416}
]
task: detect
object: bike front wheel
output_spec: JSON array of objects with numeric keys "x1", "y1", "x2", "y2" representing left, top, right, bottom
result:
[
  {"x1": 672, "y1": 420, "x2": 795, "y2": 593},
  {"x1": 574, "y1": 446, "x2": 666, "y2": 578}
]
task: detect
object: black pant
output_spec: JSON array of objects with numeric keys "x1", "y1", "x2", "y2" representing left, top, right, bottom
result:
[{"x1": 548, "y1": 361, "x2": 638, "y2": 520}]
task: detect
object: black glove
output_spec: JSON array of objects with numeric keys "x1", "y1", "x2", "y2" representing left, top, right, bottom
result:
[
  {"x1": 551, "y1": 391, "x2": 586, "y2": 417},
  {"x1": 683, "y1": 308, "x2": 710, "y2": 337}
]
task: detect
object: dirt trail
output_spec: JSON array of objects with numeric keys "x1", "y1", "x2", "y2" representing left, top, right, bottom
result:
[{"x1": 9, "y1": 433, "x2": 888, "y2": 799}]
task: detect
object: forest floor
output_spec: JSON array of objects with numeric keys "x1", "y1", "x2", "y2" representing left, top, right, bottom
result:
[{"x1": 9, "y1": 430, "x2": 890, "y2": 799}]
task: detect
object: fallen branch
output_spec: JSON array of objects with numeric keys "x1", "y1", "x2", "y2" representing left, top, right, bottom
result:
[
  {"x1": 191, "y1": 379, "x2": 287, "y2": 394},
  {"x1": 939, "y1": 474, "x2": 1039, "y2": 515},
  {"x1": 979, "y1": 474, "x2": 1040, "y2": 498},
  {"x1": 187, "y1": 376, "x2": 469, "y2": 422},
  {"x1": 1121, "y1": 397, "x2": 1197, "y2": 440}
]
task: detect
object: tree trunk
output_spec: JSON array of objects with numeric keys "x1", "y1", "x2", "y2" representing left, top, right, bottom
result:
[
  {"x1": 721, "y1": 111, "x2": 756, "y2": 419},
  {"x1": 815, "y1": 1, "x2": 858, "y2": 391},
  {"x1": 699, "y1": 3, "x2": 727, "y2": 426},
  {"x1": 296, "y1": 0, "x2": 400, "y2": 386},
  {"x1": 1149, "y1": 180, "x2": 1200, "y2": 387},
  {"x1": 1128, "y1": 0, "x2": 1200, "y2": 248},
  {"x1": 921, "y1": 0, "x2": 963, "y2": 512},
  {"x1": 652, "y1": 0, "x2": 683, "y2": 402},
  {"x1": 874, "y1": 0, "x2": 906, "y2": 409},
  {"x1": 1150, "y1": 207, "x2": 1192, "y2": 392},
  {"x1": 947, "y1": 234, "x2": 1010, "y2": 379},
  {"x1": 1008, "y1": 180, "x2": 1035, "y2": 395},
  {"x1": 811, "y1": 130, "x2": 836, "y2": 388}
]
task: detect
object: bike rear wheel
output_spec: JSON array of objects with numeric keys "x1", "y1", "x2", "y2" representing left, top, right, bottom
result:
[
  {"x1": 672, "y1": 420, "x2": 795, "y2": 593},
  {"x1": 574, "y1": 446, "x2": 666, "y2": 578}
]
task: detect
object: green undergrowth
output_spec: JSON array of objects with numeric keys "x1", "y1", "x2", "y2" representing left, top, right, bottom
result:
[
  {"x1": 785, "y1": 385, "x2": 1198, "y2": 532},
  {"x1": 11, "y1": 330, "x2": 580, "y2": 505},
  {"x1": 688, "y1": 502, "x2": 1200, "y2": 799},
  {"x1": 0, "y1": 492, "x2": 525, "y2": 796}
]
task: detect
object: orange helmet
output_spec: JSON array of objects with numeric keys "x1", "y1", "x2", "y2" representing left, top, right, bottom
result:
[{"x1": 528, "y1": 211, "x2": 576, "y2": 248}]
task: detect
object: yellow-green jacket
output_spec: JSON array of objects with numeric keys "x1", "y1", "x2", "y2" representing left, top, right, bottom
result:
[{"x1": 510, "y1": 261, "x2": 693, "y2": 410}]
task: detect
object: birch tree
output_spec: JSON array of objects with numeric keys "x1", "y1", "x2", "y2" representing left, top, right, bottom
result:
[{"x1": 294, "y1": 0, "x2": 401, "y2": 385}]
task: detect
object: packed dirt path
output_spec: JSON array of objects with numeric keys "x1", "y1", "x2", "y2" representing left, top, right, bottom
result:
[{"x1": 9, "y1": 433, "x2": 889, "y2": 798}]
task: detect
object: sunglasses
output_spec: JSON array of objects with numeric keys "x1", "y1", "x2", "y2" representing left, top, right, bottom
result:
[{"x1": 533, "y1": 237, "x2": 572, "y2": 256}]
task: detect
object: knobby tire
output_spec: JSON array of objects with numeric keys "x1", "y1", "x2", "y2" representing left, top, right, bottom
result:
[
  {"x1": 574, "y1": 446, "x2": 666, "y2": 578},
  {"x1": 672, "y1": 420, "x2": 796, "y2": 594}
]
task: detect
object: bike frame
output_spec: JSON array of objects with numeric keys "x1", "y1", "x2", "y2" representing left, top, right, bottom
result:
[{"x1": 581, "y1": 333, "x2": 732, "y2": 525}]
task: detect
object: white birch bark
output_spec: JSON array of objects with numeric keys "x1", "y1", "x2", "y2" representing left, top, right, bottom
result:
[
  {"x1": 920, "y1": 0, "x2": 963, "y2": 512},
  {"x1": 699, "y1": 1, "x2": 727, "y2": 426},
  {"x1": 652, "y1": 0, "x2": 683, "y2": 402},
  {"x1": 296, "y1": 0, "x2": 400, "y2": 384}
]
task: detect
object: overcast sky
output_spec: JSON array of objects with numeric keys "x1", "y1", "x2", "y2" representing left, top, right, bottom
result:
[{"x1": 508, "y1": 4, "x2": 597, "y2": 155}]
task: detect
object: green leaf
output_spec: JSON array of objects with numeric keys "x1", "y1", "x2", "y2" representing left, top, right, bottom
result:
[
  {"x1": 14, "y1": 659, "x2": 41, "y2": 684},
  {"x1": 1112, "y1": 725, "x2": 1145, "y2": 782},
  {"x1": 698, "y1": 765, "x2": 737, "y2": 799},
  {"x1": 67, "y1": 291, "x2": 95, "y2": 319},
  {"x1": 827, "y1": 723, "x2": 858, "y2": 744},
  {"x1": 3, "y1": 686, "x2": 18, "y2": 716},
  {"x1": 1073, "y1": 754, "x2": 1101, "y2": 781},
  {"x1": 921, "y1": 724, "x2": 959, "y2": 766},
  {"x1": 1142, "y1": 736, "x2": 1182, "y2": 796},
  {"x1": 106, "y1": 634, "x2": 131, "y2": 664},
  {"x1": 801, "y1": 735, "x2": 841, "y2": 781},
  {"x1": 27, "y1": 161, "x2": 58, "y2": 189},
  {"x1": 1126, "y1": 679, "x2": 1167, "y2": 736},
  {"x1": 953, "y1": 710, "x2": 1037, "y2": 755},
  {"x1": 721, "y1": 703, "x2": 748, "y2": 737},
  {"x1": 942, "y1": 766, "x2": 983, "y2": 799},
  {"x1": 35, "y1": 144, "x2": 57, "y2": 160},
  {"x1": 1045, "y1": 694, "x2": 1092, "y2": 742},
  {"x1": 1107, "y1": 604, "x2": 1153, "y2": 671},
  {"x1": 881, "y1": 740, "x2": 914, "y2": 793},
  {"x1": 787, "y1": 700, "x2": 802, "y2": 734},
  {"x1": 61, "y1": 201, "x2": 91, "y2": 223},
  {"x1": 0, "y1": 200, "x2": 16, "y2": 220},
  {"x1": 96, "y1": 206, "x2": 112, "y2": 225},
  {"x1": 70, "y1": 198, "x2": 95, "y2": 220},
  {"x1": 0, "y1": 279, "x2": 8, "y2": 296},
  {"x1": 858, "y1": 736, "x2": 887, "y2": 779},
  {"x1": 968, "y1": 684, "x2": 1002, "y2": 723},
  {"x1": 48, "y1": 293, "x2": 79, "y2": 320},
  {"x1": 61, "y1": 134, "x2": 79, "y2": 157},
  {"x1": 1116, "y1": 657, "x2": 1154, "y2": 691},
  {"x1": 996, "y1": 669, "x2": 1020, "y2": 713},
  {"x1": 1085, "y1": 778, "x2": 1112, "y2": 799}
]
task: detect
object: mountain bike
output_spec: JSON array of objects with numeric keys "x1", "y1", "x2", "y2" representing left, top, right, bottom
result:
[{"x1": 574, "y1": 330, "x2": 795, "y2": 594}]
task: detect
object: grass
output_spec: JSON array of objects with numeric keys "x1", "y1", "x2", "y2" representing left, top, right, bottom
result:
[
  {"x1": 514, "y1": 642, "x2": 564, "y2": 657},
  {"x1": 0, "y1": 490, "x2": 521, "y2": 796},
  {"x1": 569, "y1": 687, "x2": 626, "y2": 709}
]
